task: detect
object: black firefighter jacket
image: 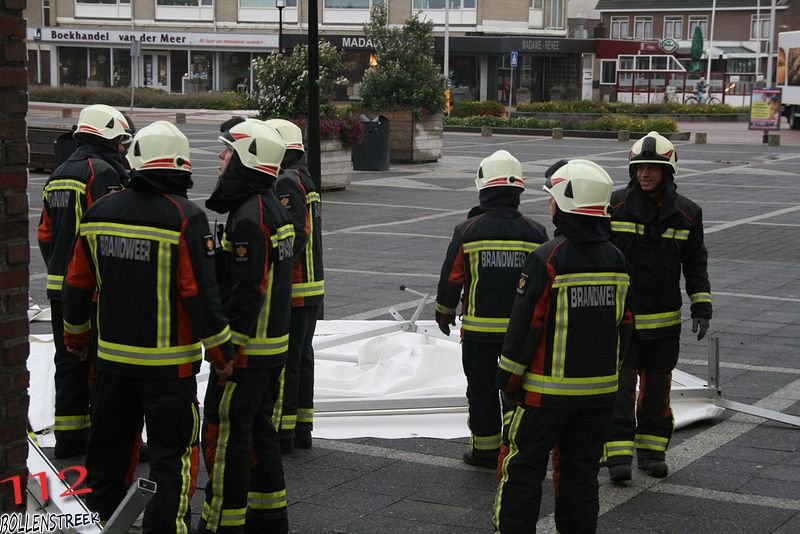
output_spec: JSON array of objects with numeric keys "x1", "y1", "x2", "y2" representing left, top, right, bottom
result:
[
  {"x1": 61, "y1": 174, "x2": 235, "y2": 379},
  {"x1": 218, "y1": 192, "x2": 295, "y2": 369},
  {"x1": 275, "y1": 162, "x2": 324, "y2": 308},
  {"x1": 38, "y1": 142, "x2": 127, "y2": 300},
  {"x1": 496, "y1": 214, "x2": 634, "y2": 409},
  {"x1": 609, "y1": 180, "x2": 712, "y2": 339},
  {"x1": 436, "y1": 191, "x2": 548, "y2": 343}
]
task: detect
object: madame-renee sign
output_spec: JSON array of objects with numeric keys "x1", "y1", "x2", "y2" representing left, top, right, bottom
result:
[{"x1": 29, "y1": 28, "x2": 277, "y2": 49}]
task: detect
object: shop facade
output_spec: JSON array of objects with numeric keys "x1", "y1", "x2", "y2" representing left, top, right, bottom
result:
[{"x1": 27, "y1": 27, "x2": 277, "y2": 93}]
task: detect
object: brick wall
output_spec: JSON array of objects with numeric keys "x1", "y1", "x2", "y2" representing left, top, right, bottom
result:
[{"x1": 0, "y1": 0, "x2": 29, "y2": 515}]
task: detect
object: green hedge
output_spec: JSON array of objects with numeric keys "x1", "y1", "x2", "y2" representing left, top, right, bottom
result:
[
  {"x1": 445, "y1": 114, "x2": 677, "y2": 132},
  {"x1": 30, "y1": 85, "x2": 249, "y2": 110},
  {"x1": 449, "y1": 100, "x2": 506, "y2": 118},
  {"x1": 516, "y1": 100, "x2": 747, "y2": 115}
]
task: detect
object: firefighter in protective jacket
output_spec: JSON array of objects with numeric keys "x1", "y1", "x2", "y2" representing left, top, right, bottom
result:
[
  {"x1": 605, "y1": 131, "x2": 712, "y2": 481},
  {"x1": 493, "y1": 159, "x2": 633, "y2": 534},
  {"x1": 200, "y1": 119, "x2": 294, "y2": 534},
  {"x1": 37, "y1": 104, "x2": 131, "y2": 459},
  {"x1": 435, "y1": 150, "x2": 548, "y2": 469},
  {"x1": 62, "y1": 121, "x2": 235, "y2": 532},
  {"x1": 266, "y1": 118, "x2": 325, "y2": 454}
]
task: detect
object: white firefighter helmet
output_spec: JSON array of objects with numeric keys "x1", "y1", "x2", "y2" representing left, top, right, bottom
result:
[
  {"x1": 75, "y1": 104, "x2": 132, "y2": 142},
  {"x1": 628, "y1": 131, "x2": 677, "y2": 174},
  {"x1": 219, "y1": 119, "x2": 285, "y2": 178},
  {"x1": 126, "y1": 121, "x2": 192, "y2": 173},
  {"x1": 475, "y1": 150, "x2": 525, "y2": 191},
  {"x1": 543, "y1": 159, "x2": 613, "y2": 218},
  {"x1": 264, "y1": 118, "x2": 305, "y2": 153}
]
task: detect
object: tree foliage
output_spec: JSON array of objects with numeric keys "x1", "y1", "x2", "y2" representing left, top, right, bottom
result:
[
  {"x1": 359, "y1": 5, "x2": 446, "y2": 114},
  {"x1": 250, "y1": 40, "x2": 348, "y2": 119}
]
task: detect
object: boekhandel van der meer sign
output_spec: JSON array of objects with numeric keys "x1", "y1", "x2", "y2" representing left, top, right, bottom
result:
[{"x1": 29, "y1": 27, "x2": 277, "y2": 49}]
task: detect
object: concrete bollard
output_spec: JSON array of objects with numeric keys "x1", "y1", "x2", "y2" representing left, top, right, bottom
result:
[
  {"x1": 175, "y1": 112, "x2": 187, "y2": 124},
  {"x1": 61, "y1": 108, "x2": 72, "y2": 118},
  {"x1": 481, "y1": 125, "x2": 493, "y2": 137},
  {"x1": 695, "y1": 132, "x2": 707, "y2": 144},
  {"x1": 552, "y1": 128, "x2": 563, "y2": 140},
  {"x1": 617, "y1": 130, "x2": 630, "y2": 142},
  {"x1": 768, "y1": 133, "x2": 781, "y2": 146}
]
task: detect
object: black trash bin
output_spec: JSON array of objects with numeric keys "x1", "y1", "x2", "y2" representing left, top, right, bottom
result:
[
  {"x1": 54, "y1": 129, "x2": 77, "y2": 168},
  {"x1": 352, "y1": 114, "x2": 390, "y2": 171}
]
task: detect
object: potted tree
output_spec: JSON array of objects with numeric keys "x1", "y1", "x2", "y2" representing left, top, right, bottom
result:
[
  {"x1": 251, "y1": 41, "x2": 363, "y2": 190},
  {"x1": 360, "y1": 5, "x2": 446, "y2": 163}
]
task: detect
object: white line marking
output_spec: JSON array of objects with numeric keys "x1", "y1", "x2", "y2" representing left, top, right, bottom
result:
[
  {"x1": 651, "y1": 483, "x2": 800, "y2": 510},
  {"x1": 706, "y1": 205, "x2": 800, "y2": 234},
  {"x1": 680, "y1": 358, "x2": 800, "y2": 375},
  {"x1": 714, "y1": 290, "x2": 800, "y2": 302}
]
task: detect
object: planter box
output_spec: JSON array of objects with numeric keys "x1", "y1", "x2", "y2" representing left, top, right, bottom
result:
[
  {"x1": 320, "y1": 139, "x2": 352, "y2": 191},
  {"x1": 381, "y1": 111, "x2": 443, "y2": 163}
]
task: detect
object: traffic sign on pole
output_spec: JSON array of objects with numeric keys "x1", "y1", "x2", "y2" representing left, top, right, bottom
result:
[{"x1": 510, "y1": 50, "x2": 518, "y2": 68}]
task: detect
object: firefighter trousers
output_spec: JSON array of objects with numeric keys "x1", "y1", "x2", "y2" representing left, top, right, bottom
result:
[
  {"x1": 201, "y1": 367, "x2": 287, "y2": 534},
  {"x1": 277, "y1": 306, "x2": 318, "y2": 438},
  {"x1": 494, "y1": 405, "x2": 613, "y2": 534},
  {"x1": 51, "y1": 299, "x2": 92, "y2": 447},
  {"x1": 462, "y1": 341, "x2": 511, "y2": 454},
  {"x1": 606, "y1": 334, "x2": 680, "y2": 464},
  {"x1": 86, "y1": 371, "x2": 198, "y2": 534}
]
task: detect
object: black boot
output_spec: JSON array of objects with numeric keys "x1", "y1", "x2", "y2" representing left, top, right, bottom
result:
[
  {"x1": 294, "y1": 429, "x2": 312, "y2": 449},
  {"x1": 607, "y1": 457, "x2": 633, "y2": 482},
  {"x1": 462, "y1": 449, "x2": 499, "y2": 469}
]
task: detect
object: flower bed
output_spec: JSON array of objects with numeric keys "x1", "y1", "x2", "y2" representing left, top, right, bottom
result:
[{"x1": 30, "y1": 85, "x2": 248, "y2": 110}]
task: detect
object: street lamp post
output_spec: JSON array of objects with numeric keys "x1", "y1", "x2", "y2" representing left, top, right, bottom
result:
[{"x1": 276, "y1": 0, "x2": 285, "y2": 55}]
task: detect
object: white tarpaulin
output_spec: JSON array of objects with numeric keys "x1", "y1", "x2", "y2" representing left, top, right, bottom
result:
[{"x1": 28, "y1": 320, "x2": 723, "y2": 443}]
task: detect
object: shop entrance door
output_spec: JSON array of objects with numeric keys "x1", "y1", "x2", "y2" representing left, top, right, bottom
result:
[{"x1": 143, "y1": 53, "x2": 169, "y2": 91}]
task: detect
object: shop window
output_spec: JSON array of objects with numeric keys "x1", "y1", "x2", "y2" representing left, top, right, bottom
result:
[
  {"x1": 610, "y1": 17, "x2": 628, "y2": 39},
  {"x1": 59, "y1": 47, "x2": 88, "y2": 86},
  {"x1": 664, "y1": 16, "x2": 682, "y2": 40},
  {"x1": 189, "y1": 51, "x2": 213, "y2": 92},
  {"x1": 113, "y1": 50, "x2": 131, "y2": 87},
  {"x1": 89, "y1": 48, "x2": 111, "y2": 87},
  {"x1": 688, "y1": 16, "x2": 707, "y2": 39},
  {"x1": 634, "y1": 17, "x2": 652, "y2": 40},
  {"x1": 220, "y1": 52, "x2": 251, "y2": 93}
]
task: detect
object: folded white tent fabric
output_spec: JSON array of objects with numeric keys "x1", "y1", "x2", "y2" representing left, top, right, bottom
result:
[{"x1": 28, "y1": 321, "x2": 723, "y2": 442}]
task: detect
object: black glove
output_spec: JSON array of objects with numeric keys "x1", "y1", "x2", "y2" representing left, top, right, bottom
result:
[
  {"x1": 692, "y1": 317, "x2": 709, "y2": 341},
  {"x1": 435, "y1": 312, "x2": 456, "y2": 336}
]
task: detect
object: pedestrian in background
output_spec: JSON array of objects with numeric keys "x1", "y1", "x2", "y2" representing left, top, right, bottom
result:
[
  {"x1": 494, "y1": 159, "x2": 632, "y2": 533},
  {"x1": 435, "y1": 150, "x2": 548, "y2": 469}
]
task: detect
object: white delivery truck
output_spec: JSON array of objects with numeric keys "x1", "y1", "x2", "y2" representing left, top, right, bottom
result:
[{"x1": 777, "y1": 30, "x2": 800, "y2": 129}]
